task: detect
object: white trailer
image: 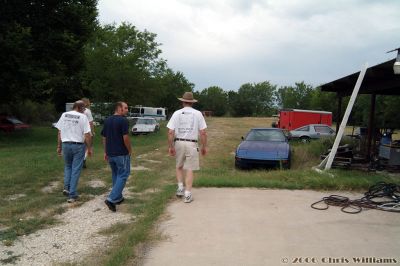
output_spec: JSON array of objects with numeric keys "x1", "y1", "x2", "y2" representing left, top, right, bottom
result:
[
  {"x1": 130, "y1": 106, "x2": 167, "y2": 121},
  {"x1": 65, "y1": 102, "x2": 74, "y2": 112}
]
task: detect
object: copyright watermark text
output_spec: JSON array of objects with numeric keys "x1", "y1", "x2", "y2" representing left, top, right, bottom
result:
[{"x1": 281, "y1": 257, "x2": 398, "y2": 264}]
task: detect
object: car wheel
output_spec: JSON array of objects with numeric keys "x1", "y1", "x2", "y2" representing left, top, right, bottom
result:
[
  {"x1": 300, "y1": 136, "x2": 310, "y2": 143},
  {"x1": 285, "y1": 158, "x2": 291, "y2": 169},
  {"x1": 235, "y1": 161, "x2": 242, "y2": 169}
]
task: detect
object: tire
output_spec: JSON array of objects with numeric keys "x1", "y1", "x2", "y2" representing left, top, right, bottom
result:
[
  {"x1": 235, "y1": 161, "x2": 245, "y2": 170},
  {"x1": 285, "y1": 157, "x2": 291, "y2": 169},
  {"x1": 300, "y1": 136, "x2": 310, "y2": 143}
]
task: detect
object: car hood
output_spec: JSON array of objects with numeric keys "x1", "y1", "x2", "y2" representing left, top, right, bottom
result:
[{"x1": 236, "y1": 141, "x2": 290, "y2": 160}]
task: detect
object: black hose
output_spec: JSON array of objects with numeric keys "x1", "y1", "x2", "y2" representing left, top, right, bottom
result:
[{"x1": 311, "y1": 182, "x2": 400, "y2": 214}]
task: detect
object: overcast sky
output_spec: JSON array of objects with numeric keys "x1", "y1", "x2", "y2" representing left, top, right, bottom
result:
[{"x1": 98, "y1": 0, "x2": 400, "y2": 91}]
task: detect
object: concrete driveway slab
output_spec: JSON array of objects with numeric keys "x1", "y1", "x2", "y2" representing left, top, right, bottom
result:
[{"x1": 143, "y1": 188, "x2": 400, "y2": 266}]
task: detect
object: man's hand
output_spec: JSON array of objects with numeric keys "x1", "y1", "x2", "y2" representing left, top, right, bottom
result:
[
  {"x1": 104, "y1": 152, "x2": 108, "y2": 161},
  {"x1": 168, "y1": 147, "x2": 176, "y2": 156},
  {"x1": 87, "y1": 147, "x2": 93, "y2": 157},
  {"x1": 201, "y1": 146, "x2": 207, "y2": 156},
  {"x1": 57, "y1": 146, "x2": 62, "y2": 157}
]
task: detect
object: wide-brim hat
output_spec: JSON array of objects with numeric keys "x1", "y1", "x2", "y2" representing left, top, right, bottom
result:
[{"x1": 178, "y1": 92, "x2": 198, "y2": 103}]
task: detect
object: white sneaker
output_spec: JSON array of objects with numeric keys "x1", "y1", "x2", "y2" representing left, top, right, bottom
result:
[
  {"x1": 176, "y1": 187, "x2": 184, "y2": 197},
  {"x1": 184, "y1": 193, "x2": 193, "y2": 203},
  {"x1": 67, "y1": 198, "x2": 76, "y2": 203}
]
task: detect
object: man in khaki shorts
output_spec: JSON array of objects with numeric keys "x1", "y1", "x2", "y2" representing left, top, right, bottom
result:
[{"x1": 167, "y1": 92, "x2": 207, "y2": 203}]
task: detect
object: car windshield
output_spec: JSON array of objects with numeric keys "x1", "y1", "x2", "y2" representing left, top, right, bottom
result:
[
  {"x1": 137, "y1": 119, "x2": 155, "y2": 125},
  {"x1": 6, "y1": 117, "x2": 23, "y2": 124},
  {"x1": 295, "y1": 126, "x2": 309, "y2": 131},
  {"x1": 131, "y1": 118, "x2": 139, "y2": 124},
  {"x1": 314, "y1": 125, "x2": 333, "y2": 134},
  {"x1": 245, "y1": 129, "x2": 286, "y2": 142}
]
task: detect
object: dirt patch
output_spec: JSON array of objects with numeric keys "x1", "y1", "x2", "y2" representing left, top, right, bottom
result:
[
  {"x1": 132, "y1": 165, "x2": 151, "y2": 171},
  {"x1": 87, "y1": 179, "x2": 106, "y2": 188},
  {"x1": 0, "y1": 194, "x2": 133, "y2": 265},
  {"x1": 133, "y1": 188, "x2": 161, "y2": 197},
  {"x1": 142, "y1": 159, "x2": 162, "y2": 164},
  {"x1": 41, "y1": 181, "x2": 60, "y2": 193},
  {"x1": 6, "y1": 194, "x2": 26, "y2": 201},
  {"x1": 103, "y1": 166, "x2": 112, "y2": 172}
]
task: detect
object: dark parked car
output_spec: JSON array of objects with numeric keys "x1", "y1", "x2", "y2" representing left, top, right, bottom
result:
[
  {"x1": 0, "y1": 115, "x2": 31, "y2": 132},
  {"x1": 235, "y1": 128, "x2": 291, "y2": 169},
  {"x1": 289, "y1": 124, "x2": 335, "y2": 142}
]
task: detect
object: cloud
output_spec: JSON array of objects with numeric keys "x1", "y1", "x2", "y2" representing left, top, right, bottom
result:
[{"x1": 98, "y1": 0, "x2": 400, "y2": 90}]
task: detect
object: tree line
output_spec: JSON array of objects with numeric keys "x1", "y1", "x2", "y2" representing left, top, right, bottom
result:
[{"x1": 1, "y1": 0, "x2": 399, "y2": 128}]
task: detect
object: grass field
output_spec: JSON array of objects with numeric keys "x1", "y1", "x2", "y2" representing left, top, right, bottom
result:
[
  {"x1": 196, "y1": 117, "x2": 398, "y2": 190},
  {"x1": 0, "y1": 117, "x2": 398, "y2": 265}
]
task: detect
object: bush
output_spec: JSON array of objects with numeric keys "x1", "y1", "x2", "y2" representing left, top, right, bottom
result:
[
  {"x1": 303, "y1": 136, "x2": 358, "y2": 157},
  {"x1": 0, "y1": 100, "x2": 58, "y2": 124}
]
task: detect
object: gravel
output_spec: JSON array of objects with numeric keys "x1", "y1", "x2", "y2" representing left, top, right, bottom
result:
[{"x1": 0, "y1": 193, "x2": 133, "y2": 265}]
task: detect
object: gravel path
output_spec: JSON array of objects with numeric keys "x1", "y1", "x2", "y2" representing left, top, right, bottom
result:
[{"x1": 0, "y1": 193, "x2": 133, "y2": 265}]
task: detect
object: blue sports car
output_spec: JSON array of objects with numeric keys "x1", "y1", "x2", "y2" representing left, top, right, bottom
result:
[{"x1": 235, "y1": 128, "x2": 291, "y2": 169}]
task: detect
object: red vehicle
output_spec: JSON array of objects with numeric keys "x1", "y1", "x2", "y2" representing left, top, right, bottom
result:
[
  {"x1": 276, "y1": 109, "x2": 332, "y2": 131},
  {"x1": 0, "y1": 115, "x2": 31, "y2": 132}
]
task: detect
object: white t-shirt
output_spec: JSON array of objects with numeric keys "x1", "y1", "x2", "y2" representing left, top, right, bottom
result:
[
  {"x1": 84, "y1": 108, "x2": 94, "y2": 122},
  {"x1": 55, "y1": 110, "x2": 91, "y2": 143},
  {"x1": 167, "y1": 107, "x2": 207, "y2": 140}
]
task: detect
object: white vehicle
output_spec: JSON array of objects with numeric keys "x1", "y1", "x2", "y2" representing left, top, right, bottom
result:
[
  {"x1": 131, "y1": 117, "x2": 160, "y2": 135},
  {"x1": 289, "y1": 124, "x2": 335, "y2": 142},
  {"x1": 130, "y1": 106, "x2": 167, "y2": 121}
]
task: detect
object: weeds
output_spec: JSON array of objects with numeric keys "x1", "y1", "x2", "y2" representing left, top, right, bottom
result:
[{"x1": 0, "y1": 253, "x2": 21, "y2": 265}]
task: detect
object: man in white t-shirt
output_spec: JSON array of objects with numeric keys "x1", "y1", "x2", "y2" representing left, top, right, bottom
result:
[
  {"x1": 82, "y1": 98, "x2": 94, "y2": 168},
  {"x1": 56, "y1": 100, "x2": 92, "y2": 203},
  {"x1": 167, "y1": 92, "x2": 207, "y2": 203}
]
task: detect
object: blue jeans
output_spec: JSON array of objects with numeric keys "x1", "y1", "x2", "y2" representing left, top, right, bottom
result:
[
  {"x1": 107, "y1": 155, "x2": 131, "y2": 203},
  {"x1": 62, "y1": 143, "x2": 85, "y2": 198}
]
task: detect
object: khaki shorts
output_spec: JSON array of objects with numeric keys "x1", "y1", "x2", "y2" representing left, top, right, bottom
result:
[{"x1": 175, "y1": 141, "x2": 200, "y2": 170}]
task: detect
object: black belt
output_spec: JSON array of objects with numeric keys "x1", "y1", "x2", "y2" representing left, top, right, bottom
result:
[
  {"x1": 63, "y1": 141, "x2": 84, "y2": 145},
  {"x1": 174, "y1": 138, "x2": 197, "y2": 143}
]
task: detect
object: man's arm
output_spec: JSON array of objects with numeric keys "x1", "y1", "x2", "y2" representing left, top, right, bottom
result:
[
  {"x1": 89, "y1": 121, "x2": 95, "y2": 136},
  {"x1": 123, "y1": 134, "x2": 132, "y2": 156},
  {"x1": 84, "y1": 132, "x2": 92, "y2": 156},
  {"x1": 200, "y1": 129, "x2": 207, "y2": 156},
  {"x1": 102, "y1": 136, "x2": 108, "y2": 161},
  {"x1": 57, "y1": 130, "x2": 62, "y2": 156},
  {"x1": 168, "y1": 129, "x2": 176, "y2": 156}
]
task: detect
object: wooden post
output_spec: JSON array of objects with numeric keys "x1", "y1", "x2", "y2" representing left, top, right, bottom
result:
[
  {"x1": 366, "y1": 93, "x2": 376, "y2": 160},
  {"x1": 336, "y1": 94, "x2": 342, "y2": 133},
  {"x1": 325, "y1": 63, "x2": 368, "y2": 170}
]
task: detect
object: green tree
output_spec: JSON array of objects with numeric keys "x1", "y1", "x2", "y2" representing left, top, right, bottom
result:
[
  {"x1": 197, "y1": 86, "x2": 228, "y2": 116},
  {"x1": 83, "y1": 23, "x2": 195, "y2": 116},
  {"x1": 0, "y1": 0, "x2": 98, "y2": 111},
  {"x1": 155, "y1": 69, "x2": 194, "y2": 114},
  {"x1": 83, "y1": 23, "x2": 167, "y2": 105},
  {"x1": 84, "y1": 23, "x2": 166, "y2": 105},
  {"x1": 379, "y1": 96, "x2": 400, "y2": 129},
  {"x1": 230, "y1": 81, "x2": 276, "y2": 117},
  {"x1": 309, "y1": 88, "x2": 337, "y2": 112},
  {"x1": 355, "y1": 95, "x2": 400, "y2": 130},
  {"x1": 275, "y1": 82, "x2": 314, "y2": 109}
]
